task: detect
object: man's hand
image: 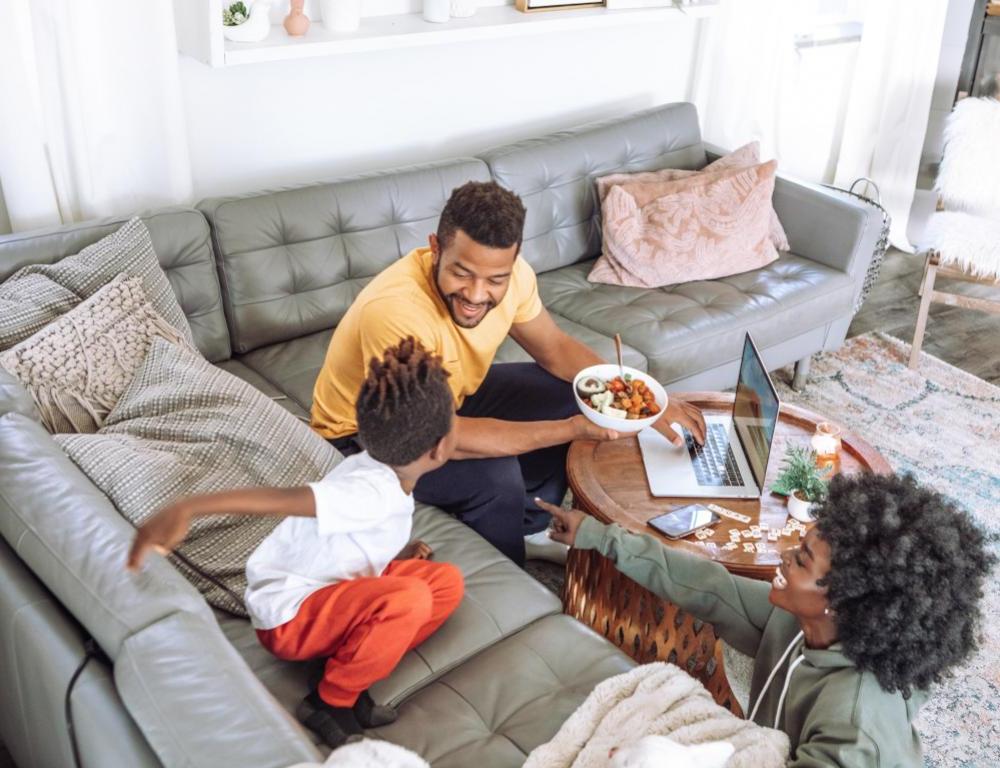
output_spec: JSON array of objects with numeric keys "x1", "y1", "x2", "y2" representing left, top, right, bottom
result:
[
  {"x1": 127, "y1": 502, "x2": 193, "y2": 571},
  {"x1": 653, "y1": 396, "x2": 707, "y2": 447},
  {"x1": 535, "y1": 498, "x2": 586, "y2": 548},
  {"x1": 570, "y1": 414, "x2": 622, "y2": 443},
  {"x1": 398, "y1": 540, "x2": 433, "y2": 560}
]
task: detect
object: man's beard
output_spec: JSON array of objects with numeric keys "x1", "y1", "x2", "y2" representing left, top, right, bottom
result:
[{"x1": 434, "y1": 262, "x2": 497, "y2": 329}]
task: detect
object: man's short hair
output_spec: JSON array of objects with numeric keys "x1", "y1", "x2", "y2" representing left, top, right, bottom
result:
[
  {"x1": 437, "y1": 181, "x2": 526, "y2": 252},
  {"x1": 356, "y1": 337, "x2": 453, "y2": 466}
]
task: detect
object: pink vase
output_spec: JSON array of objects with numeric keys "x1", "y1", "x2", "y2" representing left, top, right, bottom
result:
[{"x1": 284, "y1": 0, "x2": 310, "y2": 35}]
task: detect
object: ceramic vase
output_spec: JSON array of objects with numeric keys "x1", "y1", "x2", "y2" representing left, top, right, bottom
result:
[
  {"x1": 321, "y1": 0, "x2": 361, "y2": 31},
  {"x1": 284, "y1": 0, "x2": 311, "y2": 35},
  {"x1": 423, "y1": 0, "x2": 450, "y2": 23},
  {"x1": 787, "y1": 490, "x2": 816, "y2": 523},
  {"x1": 223, "y1": 0, "x2": 273, "y2": 42}
]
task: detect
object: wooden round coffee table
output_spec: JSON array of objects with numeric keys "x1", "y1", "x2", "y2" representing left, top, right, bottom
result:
[{"x1": 563, "y1": 392, "x2": 890, "y2": 714}]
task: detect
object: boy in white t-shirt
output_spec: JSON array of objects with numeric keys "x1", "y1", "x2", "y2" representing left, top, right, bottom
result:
[{"x1": 127, "y1": 338, "x2": 463, "y2": 748}]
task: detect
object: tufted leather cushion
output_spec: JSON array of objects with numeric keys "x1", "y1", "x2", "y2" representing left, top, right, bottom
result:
[
  {"x1": 481, "y1": 103, "x2": 707, "y2": 275},
  {"x1": 370, "y1": 614, "x2": 635, "y2": 768},
  {"x1": 495, "y1": 312, "x2": 647, "y2": 371},
  {"x1": 538, "y1": 256, "x2": 855, "y2": 386},
  {"x1": 199, "y1": 159, "x2": 492, "y2": 355},
  {"x1": 0, "y1": 210, "x2": 231, "y2": 363},
  {"x1": 216, "y1": 503, "x2": 563, "y2": 721}
]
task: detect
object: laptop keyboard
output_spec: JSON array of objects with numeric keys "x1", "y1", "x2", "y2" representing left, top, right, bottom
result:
[{"x1": 686, "y1": 423, "x2": 744, "y2": 487}]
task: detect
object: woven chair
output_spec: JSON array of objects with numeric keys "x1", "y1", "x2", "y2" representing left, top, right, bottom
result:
[
  {"x1": 910, "y1": 96, "x2": 1000, "y2": 369},
  {"x1": 564, "y1": 548, "x2": 744, "y2": 717}
]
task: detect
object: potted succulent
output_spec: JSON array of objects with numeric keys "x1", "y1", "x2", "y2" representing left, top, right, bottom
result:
[
  {"x1": 773, "y1": 445, "x2": 828, "y2": 522},
  {"x1": 223, "y1": 1, "x2": 273, "y2": 42}
]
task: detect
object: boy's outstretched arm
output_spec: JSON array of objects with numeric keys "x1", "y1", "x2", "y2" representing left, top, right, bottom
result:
[{"x1": 127, "y1": 487, "x2": 315, "y2": 571}]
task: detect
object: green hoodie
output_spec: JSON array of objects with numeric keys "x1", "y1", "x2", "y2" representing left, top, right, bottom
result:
[{"x1": 575, "y1": 517, "x2": 926, "y2": 767}]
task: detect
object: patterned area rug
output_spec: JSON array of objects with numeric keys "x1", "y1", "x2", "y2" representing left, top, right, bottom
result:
[
  {"x1": 771, "y1": 332, "x2": 1000, "y2": 768},
  {"x1": 526, "y1": 332, "x2": 999, "y2": 767}
]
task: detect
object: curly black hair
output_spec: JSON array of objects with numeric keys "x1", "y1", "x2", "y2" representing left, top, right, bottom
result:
[
  {"x1": 355, "y1": 337, "x2": 453, "y2": 467},
  {"x1": 437, "y1": 181, "x2": 526, "y2": 252},
  {"x1": 815, "y1": 473, "x2": 996, "y2": 697}
]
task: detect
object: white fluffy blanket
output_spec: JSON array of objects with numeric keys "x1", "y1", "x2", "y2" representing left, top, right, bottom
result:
[{"x1": 523, "y1": 663, "x2": 789, "y2": 768}]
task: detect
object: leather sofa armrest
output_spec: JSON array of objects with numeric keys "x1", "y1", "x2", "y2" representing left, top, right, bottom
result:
[
  {"x1": 0, "y1": 369, "x2": 40, "y2": 422},
  {"x1": 0, "y1": 413, "x2": 321, "y2": 766},
  {"x1": 0, "y1": 413, "x2": 211, "y2": 655},
  {"x1": 703, "y1": 142, "x2": 883, "y2": 287},
  {"x1": 116, "y1": 612, "x2": 321, "y2": 768}
]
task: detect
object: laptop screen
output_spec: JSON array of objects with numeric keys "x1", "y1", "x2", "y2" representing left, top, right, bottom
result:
[{"x1": 732, "y1": 335, "x2": 780, "y2": 491}]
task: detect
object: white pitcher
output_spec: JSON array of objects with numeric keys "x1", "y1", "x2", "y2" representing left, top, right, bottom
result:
[{"x1": 321, "y1": 0, "x2": 362, "y2": 32}]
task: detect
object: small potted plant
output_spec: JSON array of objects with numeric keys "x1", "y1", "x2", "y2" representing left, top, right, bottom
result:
[{"x1": 773, "y1": 445, "x2": 828, "y2": 522}]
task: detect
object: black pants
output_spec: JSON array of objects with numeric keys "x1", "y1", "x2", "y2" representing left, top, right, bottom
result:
[{"x1": 331, "y1": 363, "x2": 577, "y2": 566}]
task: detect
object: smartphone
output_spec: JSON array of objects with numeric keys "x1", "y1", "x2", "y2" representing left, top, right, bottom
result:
[{"x1": 647, "y1": 504, "x2": 721, "y2": 540}]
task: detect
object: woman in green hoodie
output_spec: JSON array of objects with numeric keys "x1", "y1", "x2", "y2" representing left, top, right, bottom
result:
[{"x1": 538, "y1": 473, "x2": 995, "y2": 767}]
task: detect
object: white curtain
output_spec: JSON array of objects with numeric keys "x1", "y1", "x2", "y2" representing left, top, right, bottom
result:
[
  {"x1": 693, "y1": 0, "x2": 948, "y2": 251},
  {"x1": 0, "y1": 0, "x2": 192, "y2": 234},
  {"x1": 833, "y1": 1, "x2": 949, "y2": 251}
]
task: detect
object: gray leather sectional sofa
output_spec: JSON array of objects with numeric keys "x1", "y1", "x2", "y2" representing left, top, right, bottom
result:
[{"x1": 0, "y1": 103, "x2": 883, "y2": 768}]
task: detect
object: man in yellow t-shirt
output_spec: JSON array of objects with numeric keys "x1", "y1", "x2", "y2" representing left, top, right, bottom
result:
[{"x1": 312, "y1": 181, "x2": 705, "y2": 566}]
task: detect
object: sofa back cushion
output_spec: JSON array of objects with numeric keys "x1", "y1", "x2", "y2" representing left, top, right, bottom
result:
[
  {"x1": 480, "y1": 103, "x2": 708, "y2": 275},
  {"x1": 198, "y1": 159, "x2": 491, "y2": 355},
  {"x1": 56, "y1": 338, "x2": 340, "y2": 616},
  {"x1": 0, "y1": 210, "x2": 231, "y2": 362}
]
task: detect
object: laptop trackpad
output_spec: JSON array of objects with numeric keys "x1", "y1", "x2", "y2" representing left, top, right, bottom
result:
[{"x1": 638, "y1": 424, "x2": 699, "y2": 497}]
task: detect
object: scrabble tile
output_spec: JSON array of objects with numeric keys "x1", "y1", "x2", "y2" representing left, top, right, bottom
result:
[
  {"x1": 742, "y1": 543, "x2": 755, "y2": 553},
  {"x1": 755, "y1": 542, "x2": 768, "y2": 553}
]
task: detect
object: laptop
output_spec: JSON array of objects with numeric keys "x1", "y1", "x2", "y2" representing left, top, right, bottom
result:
[{"x1": 638, "y1": 333, "x2": 780, "y2": 499}]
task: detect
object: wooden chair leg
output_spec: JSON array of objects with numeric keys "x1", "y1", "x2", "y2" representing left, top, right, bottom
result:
[
  {"x1": 909, "y1": 252, "x2": 939, "y2": 369},
  {"x1": 917, "y1": 252, "x2": 931, "y2": 298},
  {"x1": 792, "y1": 355, "x2": 811, "y2": 391}
]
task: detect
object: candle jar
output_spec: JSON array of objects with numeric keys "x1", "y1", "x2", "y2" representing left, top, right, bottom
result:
[{"x1": 811, "y1": 422, "x2": 842, "y2": 463}]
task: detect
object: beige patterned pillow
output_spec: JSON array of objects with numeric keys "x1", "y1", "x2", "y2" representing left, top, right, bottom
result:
[
  {"x1": 596, "y1": 142, "x2": 789, "y2": 251},
  {"x1": 0, "y1": 275, "x2": 191, "y2": 434},
  {"x1": 56, "y1": 338, "x2": 340, "y2": 616},
  {"x1": 590, "y1": 161, "x2": 779, "y2": 289},
  {"x1": 0, "y1": 217, "x2": 194, "y2": 351}
]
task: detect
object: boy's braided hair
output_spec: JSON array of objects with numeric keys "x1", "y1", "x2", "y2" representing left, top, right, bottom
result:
[{"x1": 356, "y1": 337, "x2": 453, "y2": 466}]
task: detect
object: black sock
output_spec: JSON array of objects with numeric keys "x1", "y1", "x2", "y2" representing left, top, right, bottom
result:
[
  {"x1": 296, "y1": 690, "x2": 362, "y2": 748},
  {"x1": 353, "y1": 689, "x2": 398, "y2": 728}
]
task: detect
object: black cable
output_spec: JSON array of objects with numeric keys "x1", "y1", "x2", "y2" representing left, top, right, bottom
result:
[
  {"x1": 170, "y1": 548, "x2": 246, "y2": 608},
  {"x1": 65, "y1": 638, "x2": 103, "y2": 768}
]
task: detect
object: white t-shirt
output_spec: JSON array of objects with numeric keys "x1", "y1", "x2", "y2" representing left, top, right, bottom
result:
[{"x1": 244, "y1": 451, "x2": 414, "y2": 630}]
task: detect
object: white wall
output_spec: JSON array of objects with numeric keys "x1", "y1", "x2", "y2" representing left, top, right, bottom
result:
[{"x1": 178, "y1": 18, "x2": 703, "y2": 200}]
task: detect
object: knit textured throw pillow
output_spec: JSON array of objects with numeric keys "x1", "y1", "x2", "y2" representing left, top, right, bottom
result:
[
  {"x1": 596, "y1": 142, "x2": 789, "y2": 252},
  {"x1": 589, "y1": 161, "x2": 779, "y2": 289},
  {"x1": 0, "y1": 275, "x2": 192, "y2": 434},
  {"x1": 56, "y1": 338, "x2": 340, "y2": 617},
  {"x1": 0, "y1": 217, "x2": 194, "y2": 351}
]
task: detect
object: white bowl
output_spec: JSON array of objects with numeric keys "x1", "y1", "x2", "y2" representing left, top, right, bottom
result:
[{"x1": 573, "y1": 364, "x2": 668, "y2": 435}]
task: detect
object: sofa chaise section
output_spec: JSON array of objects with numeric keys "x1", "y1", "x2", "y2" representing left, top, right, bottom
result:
[{"x1": 480, "y1": 104, "x2": 884, "y2": 390}]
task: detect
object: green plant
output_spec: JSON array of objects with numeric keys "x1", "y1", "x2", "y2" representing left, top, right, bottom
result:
[
  {"x1": 223, "y1": 2, "x2": 250, "y2": 26},
  {"x1": 773, "y1": 445, "x2": 828, "y2": 502}
]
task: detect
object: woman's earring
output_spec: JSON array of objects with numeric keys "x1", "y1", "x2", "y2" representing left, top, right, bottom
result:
[{"x1": 823, "y1": 608, "x2": 830, "y2": 615}]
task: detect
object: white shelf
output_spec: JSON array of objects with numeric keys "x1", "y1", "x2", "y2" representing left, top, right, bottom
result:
[{"x1": 176, "y1": 2, "x2": 717, "y2": 67}]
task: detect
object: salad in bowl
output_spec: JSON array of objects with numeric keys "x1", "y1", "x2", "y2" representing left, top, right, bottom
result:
[{"x1": 573, "y1": 364, "x2": 668, "y2": 434}]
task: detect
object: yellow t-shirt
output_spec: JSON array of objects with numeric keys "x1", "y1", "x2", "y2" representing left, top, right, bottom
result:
[{"x1": 311, "y1": 247, "x2": 543, "y2": 439}]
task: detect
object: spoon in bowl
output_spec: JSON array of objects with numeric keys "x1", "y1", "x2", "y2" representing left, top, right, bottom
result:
[{"x1": 614, "y1": 333, "x2": 625, "y2": 380}]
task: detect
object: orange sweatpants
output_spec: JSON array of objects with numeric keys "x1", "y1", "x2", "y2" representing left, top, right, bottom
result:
[{"x1": 256, "y1": 559, "x2": 464, "y2": 707}]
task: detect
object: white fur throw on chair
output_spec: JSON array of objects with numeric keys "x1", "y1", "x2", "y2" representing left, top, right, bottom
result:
[
  {"x1": 935, "y1": 97, "x2": 1000, "y2": 216},
  {"x1": 923, "y1": 96, "x2": 1000, "y2": 279},
  {"x1": 523, "y1": 663, "x2": 789, "y2": 768}
]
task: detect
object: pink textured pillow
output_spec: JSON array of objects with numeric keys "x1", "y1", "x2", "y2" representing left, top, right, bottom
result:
[
  {"x1": 589, "y1": 161, "x2": 779, "y2": 289},
  {"x1": 596, "y1": 142, "x2": 789, "y2": 251}
]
